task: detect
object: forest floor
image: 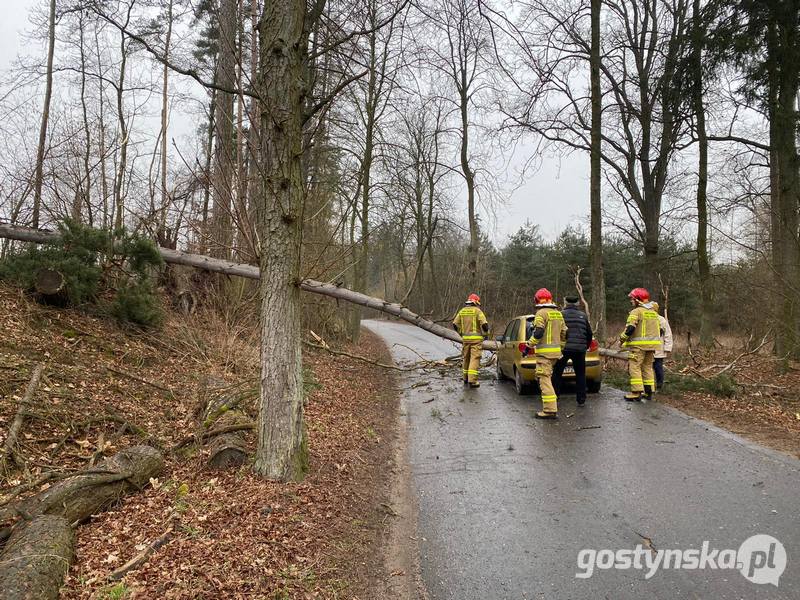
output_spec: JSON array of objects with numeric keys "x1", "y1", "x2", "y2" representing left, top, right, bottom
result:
[
  {"x1": 0, "y1": 282, "x2": 412, "y2": 599},
  {"x1": 604, "y1": 348, "x2": 800, "y2": 458}
]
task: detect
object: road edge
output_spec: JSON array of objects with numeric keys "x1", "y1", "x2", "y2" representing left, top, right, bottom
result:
[{"x1": 374, "y1": 387, "x2": 429, "y2": 599}]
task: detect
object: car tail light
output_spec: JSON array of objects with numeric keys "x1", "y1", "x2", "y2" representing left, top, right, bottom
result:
[
  {"x1": 588, "y1": 339, "x2": 599, "y2": 352},
  {"x1": 518, "y1": 342, "x2": 528, "y2": 353}
]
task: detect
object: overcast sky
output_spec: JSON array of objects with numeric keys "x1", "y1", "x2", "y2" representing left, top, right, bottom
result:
[{"x1": 0, "y1": 0, "x2": 592, "y2": 244}]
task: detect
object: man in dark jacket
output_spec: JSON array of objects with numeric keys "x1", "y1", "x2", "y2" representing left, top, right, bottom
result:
[{"x1": 553, "y1": 296, "x2": 593, "y2": 405}]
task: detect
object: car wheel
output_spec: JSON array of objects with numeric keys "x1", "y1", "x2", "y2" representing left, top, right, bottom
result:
[
  {"x1": 496, "y1": 357, "x2": 506, "y2": 381},
  {"x1": 587, "y1": 378, "x2": 602, "y2": 394},
  {"x1": 514, "y1": 368, "x2": 528, "y2": 395}
]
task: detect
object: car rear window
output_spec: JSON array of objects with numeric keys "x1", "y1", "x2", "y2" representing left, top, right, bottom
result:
[
  {"x1": 510, "y1": 319, "x2": 521, "y2": 341},
  {"x1": 525, "y1": 317, "x2": 534, "y2": 340}
]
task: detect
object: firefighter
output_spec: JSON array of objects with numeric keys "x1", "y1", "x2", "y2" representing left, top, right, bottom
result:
[
  {"x1": 524, "y1": 288, "x2": 567, "y2": 419},
  {"x1": 452, "y1": 293, "x2": 489, "y2": 388},
  {"x1": 619, "y1": 288, "x2": 662, "y2": 401}
]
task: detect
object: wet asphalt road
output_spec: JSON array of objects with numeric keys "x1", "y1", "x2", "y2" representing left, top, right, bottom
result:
[{"x1": 364, "y1": 320, "x2": 800, "y2": 600}]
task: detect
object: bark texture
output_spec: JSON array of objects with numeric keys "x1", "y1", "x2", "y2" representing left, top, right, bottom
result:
[
  {"x1": 252, "y1": 0, "x2": 308, "y2": 480},
  {"x1": 210, "y1": 0, "x2": 238, "y2": 258},
  {"x1": 0, "y1": 515, "x2": 74, "y2": 600}
]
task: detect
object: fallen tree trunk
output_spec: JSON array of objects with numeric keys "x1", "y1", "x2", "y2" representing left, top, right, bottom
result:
[
  {"x1": 0, "y1": 445, "x2": 163, "y2": 527},
  {"x1": 600, "y1": 348, "x2": 629, "y2": 360},
  {"x1": 1, "y1": 363, "x2": 45, "y2": 474},
  {"x1": 0, "y1": 446, "x2": 162, "y2": 599},
  {"x1": 0, "y1": 515, "x2": 74, "y2": 600},
  {"x1": 0, "y1": 225, "x2": 632, "y2": 357},
  {"x1": 0, "y1": 224, "x2": 499, "y2": 351}
]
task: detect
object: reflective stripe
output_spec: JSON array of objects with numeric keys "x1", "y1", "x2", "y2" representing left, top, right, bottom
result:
[
  {"x1": 532, "y1": 309, "x2": 564, "y2": 356},
  {"x1": 466, "y1": 370, "x2": 479, "y2": 374},
  {"x1": 625, "y1": 308, "x2": 661, "y2": 348},
  {"x1": 541, "y1": 395, "x2": 557, "y2": 401},
  {"x1": 456, "y1": 307, "x2": 484, "y2": 340},
  {"x1": 630, "y1": 379, "x2": 643, "y2": 384},
  {"x1": 643, "y1": 379, "x2": 655, "y2": 386}
]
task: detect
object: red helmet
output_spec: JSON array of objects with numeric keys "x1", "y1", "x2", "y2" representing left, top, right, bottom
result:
[
  {"x1": 466, "y1": 293, "x2": 481, "y2": 305},
  {"x1": 628, "y1": 288, "x2": 650, "y2": 304},
  {"x1": 534, "y1": 288, "x2": 553, "y2": 304}
]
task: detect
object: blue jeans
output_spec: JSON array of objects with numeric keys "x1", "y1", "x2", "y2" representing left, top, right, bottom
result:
[{"x1": 654, "y1": 357, "x2": 664, "y2": 388}]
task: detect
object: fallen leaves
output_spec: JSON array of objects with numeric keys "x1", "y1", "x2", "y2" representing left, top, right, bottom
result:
[{"x1": 0, "y1": 283, "x2": 400, "y2": 598}]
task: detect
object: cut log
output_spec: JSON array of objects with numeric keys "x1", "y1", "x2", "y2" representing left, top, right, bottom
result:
[
  {"x1": 0, "y1": 515, "x2": 74, "y2": 600},
  {"x1": 1, "y1": 363, "x2": 45, "y2": 474},
  {"x1": 34, "y1": 269, "x2": 65, "y2": 296},
  {"x1": 0, "y1": 445, "x2": 163, "y2": 527},
  {"x1": 600, "y1": 348, "x2": 629, "y2": 360}
]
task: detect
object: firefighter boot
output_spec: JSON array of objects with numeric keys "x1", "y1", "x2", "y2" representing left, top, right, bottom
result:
[
  {"x1": 535, "y1": 410, "x2": 558, "y2": 419},
  {"x1": 469, "y1": 382, "x2": 480, "y2": 388},
  {"x1": 643, "y1": 385, "x2": 653, "y2": 402},
  {"x1": 624, "y1": 391, "x2": 642, "y2": 402}
]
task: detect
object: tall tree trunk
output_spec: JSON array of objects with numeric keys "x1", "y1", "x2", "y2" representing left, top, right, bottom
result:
[
  {"x1": 589, "y1": 0, "x2": 606, "y2": 340},
  {"x1": 113, "y1": 7, "x2": 132, "y2": 232},
  {"x1": 350, "y1": 9, "x2": 382, "y2": 340},
  {"x1": 459, "y1": 86, "x2": 478, "y2": 285},
  {"x1": 643, "y1": 211, "x2": 660, "y2": 296},
  {"x1": 252, "y1": 0, "x2": 308, "y2": 481},
  {"x1": 210, "y1": 0, "x2": 238, "y2": 258},
  {"x1": 77, "y1": 12, "x2": 91, "y2": 224},
  {"x1": 201, "y1": 82, "x2": 217, "y2": 252},
  {"x1": 245, "y1": 0, "x2": 260, "y2": 251},
  {"x1": 159, "y1": 0, "x2": 174, "y2": 240},
  {"x1": 692, "y1": 0, "x2": 712, "y2": 347},
  {"x1": 94, "y1": 26, "x2": 110, "y2": 230},
  {"x1": 767, "y1": 17, "x2": 800, "y2": 360},
  {"x1": 32, "y1": 0, "x2": 57, "y2": 228}
]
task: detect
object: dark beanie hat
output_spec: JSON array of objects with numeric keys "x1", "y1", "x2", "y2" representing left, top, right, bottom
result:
[{"x1": 565, "y1": 295, "x2": 579, "y2": 304}]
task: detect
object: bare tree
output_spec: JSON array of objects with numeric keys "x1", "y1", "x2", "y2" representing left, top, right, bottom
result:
[
  {"x1": 690, "y1": 0, "x2": 712, "y2": 346},
  {"x1": 32, "y1": 0, "x2": 58, "y2": 228},
  {"x1": 422, "y1": 0, "x2": 492, "y2": 285},
  {"x1": 505, "y1": 0, "x2": 692, "y2": 295},
  {"x1": 589, "y1": 0, "x2": 606, "y2": 338}
]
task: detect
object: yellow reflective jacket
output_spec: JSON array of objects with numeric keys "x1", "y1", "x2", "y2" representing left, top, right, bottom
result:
[
  {"x1": 528, "y1": 306, "x2": 567, "y2": 358},
  {"x1": 453, "y1": 305, "x2": 488, "y2": 343},
  {"x1": 621, "y1": 304, "x2": 661, "y2": 349}
]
